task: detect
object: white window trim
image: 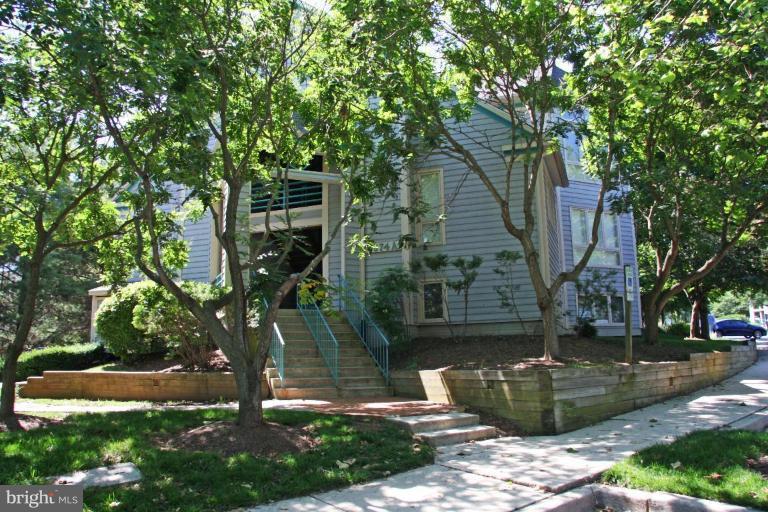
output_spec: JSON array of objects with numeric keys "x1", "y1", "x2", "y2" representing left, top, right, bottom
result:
[
  {"x1": 577, "y1": 293, "x2": 626, "y2": 326},
  {"x1": 570, "y1": 207, "x2": 622, "y2": 269},
  {"x1": 414, "y1": 168, "x2": 446, "y2": 246},
  {"x1": 418, "y1": 279, "x2": 448, "y2": 324}
]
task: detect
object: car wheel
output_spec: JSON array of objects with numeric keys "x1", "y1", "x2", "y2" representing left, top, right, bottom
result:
[
  {"x1": 755, "y1": 330, "x2": 763, "y2": 340},
  {"x1": 715, "y1": 330, "x2": 723, "y2": 338}
]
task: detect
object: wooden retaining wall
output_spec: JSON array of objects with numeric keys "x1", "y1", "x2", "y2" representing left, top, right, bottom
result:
[
  {"x1": 19, "y1": 371, "x2": 270, "y2": 401},
  {"x1": 391, "y1": 344, "x2": 757, "y2": 434}
]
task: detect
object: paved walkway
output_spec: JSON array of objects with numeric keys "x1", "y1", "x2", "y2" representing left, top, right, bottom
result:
[{"x1": 247, "y1": 348, "x2": 768, "y2": 512}]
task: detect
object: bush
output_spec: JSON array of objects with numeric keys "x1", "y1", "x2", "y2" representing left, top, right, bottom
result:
[
  {"x1": 664, "y1": 322, "x2": 690, "y2": 337},
  {"x1": 1, "y1": 343, "x2": 111, "y2": 382},
  {"x1": 95, "y1": 281, "x2": 165, "y2": 362},
  {"x1": 96, "y1": 280, "x2": 225, "y2": 366},
  {"x1": 133, "y1": 281, "x2": 224, "y2": 368},
  {"x1": 367, "y1": 267, "x2": 418, "y2": 350},
  {"x1": 574, "y1": 318, "x2": 598, "y2": 339}
]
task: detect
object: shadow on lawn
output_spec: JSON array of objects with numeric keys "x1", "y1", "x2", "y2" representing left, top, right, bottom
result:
[{"x1": 0, "y1": 408, "x2": 433, "y2": 512}]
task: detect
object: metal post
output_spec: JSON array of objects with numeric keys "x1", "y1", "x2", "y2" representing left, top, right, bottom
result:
[{"x1": 624, "y1": 265, "x2": 634, "y2": 364}]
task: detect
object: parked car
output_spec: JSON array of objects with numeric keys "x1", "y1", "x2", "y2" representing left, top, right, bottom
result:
[{"x1": 713, "y1": 319, "x2": 767, "y2": 339}]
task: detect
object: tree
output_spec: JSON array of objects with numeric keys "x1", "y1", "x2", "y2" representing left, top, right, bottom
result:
[
  {"x1": 587, "y1": 0, "x2": 768, "y2": 344},
  {"x1": 0, "y1": 23, "x2": 124, "y2": 428},
  {"x1": 339, "y1": 0, "x2": 619, "y2": 359},
  {"x1": 26, "y1": 0, "x2": 404, "y2": 426},
  {"x1": 447, "y1": 256, "x2": 483, "y2": 336}
]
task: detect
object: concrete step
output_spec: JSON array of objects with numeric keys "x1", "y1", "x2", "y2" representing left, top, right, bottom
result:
[
  {"x1": 283, "y1": 355, "x2": 376, "y2": 368},
  {"x1": 338, "y1": 366, "x2": 383, "y2": 378},
  {"x1": 338, "y1": 386, "x2": 392, "y2": 398},
  {"x1": 272, "y1": 387, "x2": 339, "y2": 399},
  {"x1": 388, "y1": 413, "x2": 480, "y2": 434},
  {"x1": 416, "y1": 425, "x2": 497, "y2": 447},
  {"x1": 283, "y1": 366, "x2": 333, "y2": 378},
  {"x1": 339, "y1": 376, "x2": 387, "y2": 387},
  {"x1": 273, "y1": 377, "x2": 335, "y2": 388}
]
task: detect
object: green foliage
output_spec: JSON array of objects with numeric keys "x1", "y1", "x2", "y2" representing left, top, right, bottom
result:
[
  {"x1": 603, "y1": 430, "x2": 768, "y2": 509},
  {"x1": 711, "y1": 290, "x2": 768, "y2": 320},
  {"x1": 663, "y1": 322, "x2": 690, "y2": 338},
  {"x1": 0, "y1": 408, "x2": 433, "y2": 511},
  {"x1": 367, "y1": 267, "x2": 418, "y2": 348},
  {"x1": 574, "y1": 318, "x2": 598, "y2": 339},
  {"x1": 95, "y1": 282, "x2": 163, "y2": 363},
  {"x1": 1, "y1": 343, "x2": 110, "y2": 382},
  {"x1": 96, "y1": 281, "x2": 224, "y2": 366},
  {"x1": 134, "y1": 281, "x2": 226, "y2": 368},
  {"x1": 446, "y1": 256, "x2": 483, "y2": 334}
]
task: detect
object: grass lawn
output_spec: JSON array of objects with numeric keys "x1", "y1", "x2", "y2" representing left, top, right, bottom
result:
[
  {"x1": 603, "y1": 429, "x2": 768, "y2": 509},
  {"x1": 0, "y1": 408, "x2": 432, "y2": 511}
]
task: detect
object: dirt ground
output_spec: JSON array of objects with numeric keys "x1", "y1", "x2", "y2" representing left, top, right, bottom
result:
[
  {"x1": 392, "y1": 335, "x2": 734, "y2": 371},
  {"x1": 156, "y1": 420, "x2": 317, "y2": 458},
  {"x1": 0, "y1": 414, "x2": 62, "y2": 432},
  {"x1": 104, "y1": 350, "x2": 232, "y2": 373}
]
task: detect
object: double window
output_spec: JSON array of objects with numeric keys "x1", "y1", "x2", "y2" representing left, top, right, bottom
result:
[
  {"x1": 571, "y1": 208, "x2": 620, "y2": 267},
  {"x1": 578, "y1": 294, "x2": 625, "y2": 325},
  {"x1": 415, "y1": 169, "x2": 445, "y2": 244}
]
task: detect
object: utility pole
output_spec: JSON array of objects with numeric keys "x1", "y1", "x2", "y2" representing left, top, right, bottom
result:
[{"x1": 624, "y1": 264, "x2": 634, "y2": 364}]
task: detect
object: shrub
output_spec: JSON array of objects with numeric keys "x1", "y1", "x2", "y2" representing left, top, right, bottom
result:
[
  {"x1": 574, "y1": 318, "x2": 598, "y2": 339},
  {"x1": 367, "y1": 267, "x2": 418, "y2": 349},
  {"x1": 1, "y1": 343, "x2": 111, "y2": 382},
  {"x1": 95, "y1": 281, "x2": 166, "y2": 362},
  {"x1": 664, "y1": 322, "x2": 690, "y2": 337},
  {"x1": 133, "y1": 281, "x2": 225, "y2": 368}
]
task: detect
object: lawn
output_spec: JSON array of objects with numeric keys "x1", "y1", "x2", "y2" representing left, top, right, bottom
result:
[
  {"x1": 603, "y1": 429, "x2": 768, "y2": 509},
  {"x1": 0, "y1": 408, "x2": 432, "y2": 511}
]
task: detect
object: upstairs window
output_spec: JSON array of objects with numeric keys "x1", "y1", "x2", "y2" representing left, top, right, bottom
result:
[
  {"x1": 415, "y1": 169, "x2": 445, "y2": 244},
  {"x1": 571, "y1": 208, "x2": 620, "y2": 267}
]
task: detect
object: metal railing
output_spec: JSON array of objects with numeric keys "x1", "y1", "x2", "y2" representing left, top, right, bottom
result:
[
  {"x1": 251, "y1": 180, "x2": 323, "y2": 213},
  {"x1": 337, "y1": 275, "x2": 390, "y2": 383},
  {"x1": 296, "y1": 290, "x2": 339, "y2": 385},
  {"x1": 262, "y1": 298, "x2": 286, "y2": 382}
]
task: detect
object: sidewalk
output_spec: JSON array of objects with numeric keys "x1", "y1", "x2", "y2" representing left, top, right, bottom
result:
[{"x1": 247, "y1": 347, "x2": 768, "y2": 512}]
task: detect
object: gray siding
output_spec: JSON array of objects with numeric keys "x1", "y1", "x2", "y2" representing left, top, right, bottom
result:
[
  {"x1": 363, "y1": 106, "x2": 545, "y2": 329},
  {"x1": 558, "y1": 180, "x2": 642, "y2": 335}
]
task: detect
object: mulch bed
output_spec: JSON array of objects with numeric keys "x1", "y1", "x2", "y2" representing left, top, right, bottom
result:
[
  {"x1": 156, "y1": 420, "x2": 317, "y2": 458},
  {"x1": 0, "y1": 414, "x2": 62, "y2": 432},
  {"x1": 392, "y1": 335, "x2": 727, "y2": 371},
  {"x1": 463, "y1": 407, "x2": 523, "y2": 437}
]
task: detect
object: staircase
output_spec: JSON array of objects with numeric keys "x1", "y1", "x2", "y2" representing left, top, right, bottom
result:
[
  {"x1": 388, "y1": 413, "x2": 498, "y2": 447},
  {"x1": 267, "y1": 309, "x2": 391, "y2": 399}
]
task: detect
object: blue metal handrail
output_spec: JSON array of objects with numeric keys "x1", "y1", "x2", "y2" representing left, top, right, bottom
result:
[
  {"x1": 337, "y1": 274, "x2": 390, "y2": 383},
  {"x1": 262, "y1": 298, "x2": 286, "y2": 382},
  {"x1": 296, "y1": 289, "x2": 339, "y2": 385}
]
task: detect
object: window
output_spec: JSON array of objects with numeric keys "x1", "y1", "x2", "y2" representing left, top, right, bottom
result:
[
  {"x1": 563, "y1": 140, "x2": 594, "y2": 182},
  {"x1": 571, "y1": 208, "x2": 620, "y2": 267},
  {"x1": 421, "y1": 281, "x2": 446, "y2": 321},
  {"x1": 415, "y1": 169, "x2": 445, "y2": 244},
  {"x1": 578, "y1": 294, "x2": 625, "y2": 324}
]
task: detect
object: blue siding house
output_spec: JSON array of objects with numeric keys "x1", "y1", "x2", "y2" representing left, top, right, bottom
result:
[{"x1": 90, "y1": 102, "x2": 642, "y2": 341}]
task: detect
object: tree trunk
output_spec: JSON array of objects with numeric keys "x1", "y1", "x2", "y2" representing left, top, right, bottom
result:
[
  {"x1": 0, "y1": 251, "x2": 44, "y2": 429},
  {"x1": 234, "y1": 362, "x2": 263, "y2": 426},
  {"x1": 699, "y1": 295, "x2": 711, "y2": 340},
  {"x1": 644, "y1": 303, "x2": 661, "y2": 345},
  {"x1": 689, "y1": 296, "x2": 702, "y2": 339},
  {"x1": 541, "y1": 301, "x2": 560, "y2": 360}
]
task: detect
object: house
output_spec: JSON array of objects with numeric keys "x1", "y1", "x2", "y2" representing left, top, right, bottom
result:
[
  {"x1": 89, "y1": 102, "x2": 642, "y2": 339},
  {"x1": 87, "y1": 101, "x2": 642, "y2": 397}
]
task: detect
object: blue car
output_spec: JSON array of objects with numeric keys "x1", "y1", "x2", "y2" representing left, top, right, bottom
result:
[{"x1": 713, "y1": 319, "x2": 766, "y2": 339}]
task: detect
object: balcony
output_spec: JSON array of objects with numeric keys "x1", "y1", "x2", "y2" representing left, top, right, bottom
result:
[{"x1": 251, "y1": 179, "x2": 323, "y2": 214}]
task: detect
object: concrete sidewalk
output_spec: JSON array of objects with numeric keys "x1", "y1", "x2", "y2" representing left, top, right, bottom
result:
[{"x1": 247, "y1": 348, "x2": 768, "y2": 512}]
